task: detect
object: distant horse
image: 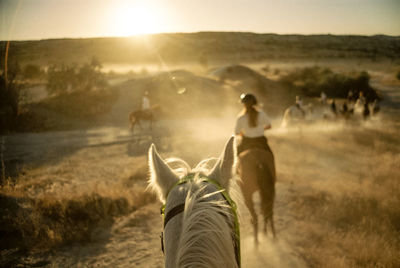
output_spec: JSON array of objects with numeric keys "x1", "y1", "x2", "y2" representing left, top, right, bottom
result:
[
  {"x1": 352, "y1": 98, "x2": 381, "y2": 120},
  {"x1": 237, "y1": 147, "x2": 276, "y2": 244},
  {"x1": 339, "y1": 102, "x2": 354, "y2": 120},
  {"x1": 129, "y1": 105, "x2": 159, "y2": 133},
  {"x1": 148, "y1": 137, "x2": 240, "y2": 268},
  {"x1": 281, "y1": 104, "x2": 308, "y2": 127},
  {"x1": 354, "y1": 97, "x2": 366, "y2": 115},
  {"x1": 370, "y1": 99, "x2": 380, "y2": 116}
]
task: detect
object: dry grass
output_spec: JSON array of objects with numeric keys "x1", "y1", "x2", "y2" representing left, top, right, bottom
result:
[
  {"x1": 0, "y1": 143, "x2": 156, "y2": 259},
  {"x1": 0, "y1": 185, "x2": 155, "y2": 254},
  {"x1": 272, "y1": 120, "x2": 400, "y2": 267}
]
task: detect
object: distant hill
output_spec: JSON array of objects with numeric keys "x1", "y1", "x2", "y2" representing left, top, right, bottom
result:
[{"x1": 1, "y1": 32, "x2": 399, "y2": 67}]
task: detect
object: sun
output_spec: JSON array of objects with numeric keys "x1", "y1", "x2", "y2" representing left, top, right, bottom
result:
[{"x1": 109, "y1": 2, "x2": 164, "y2": 36}]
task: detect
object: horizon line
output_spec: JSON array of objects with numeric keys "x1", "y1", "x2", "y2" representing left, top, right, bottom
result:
[{"x1": 1, "y1": 30, "x2": 399, "y2": 42}]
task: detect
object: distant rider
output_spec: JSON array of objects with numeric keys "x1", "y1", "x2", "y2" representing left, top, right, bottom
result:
[{"x1": 142, "y1": 91, "x2": 150, "y2": 111}]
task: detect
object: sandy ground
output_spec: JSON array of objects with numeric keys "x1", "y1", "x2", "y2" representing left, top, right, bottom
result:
[{"x1": 2, "y1": 74, "x2": 399, "y2": 267}]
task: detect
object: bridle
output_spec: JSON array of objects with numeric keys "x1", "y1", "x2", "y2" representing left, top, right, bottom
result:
[{"x1": 160, "y1": 173, "x2": 241, "y2": 267}]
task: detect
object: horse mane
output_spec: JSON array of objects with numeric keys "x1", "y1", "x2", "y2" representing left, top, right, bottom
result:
[
  {"x1": 176, "y1": 185, "x2": 238, "y2": 268},
  {"x1": 150, "y1": 157, "x2": 239, "y2": 268}
]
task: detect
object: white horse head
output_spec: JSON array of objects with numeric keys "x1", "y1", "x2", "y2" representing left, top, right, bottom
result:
[{"x1": 148, "y1": 136, "x2": 240, "y2": 268}]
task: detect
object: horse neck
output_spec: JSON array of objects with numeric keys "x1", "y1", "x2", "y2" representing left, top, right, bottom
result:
[{"x1": 165, "y1": 182, "x2": 238, "y2": 268}]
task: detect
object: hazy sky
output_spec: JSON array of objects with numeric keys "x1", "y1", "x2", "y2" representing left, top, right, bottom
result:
[{"x1": 1, "y1": 0, "x2": 399, "y2": 40}]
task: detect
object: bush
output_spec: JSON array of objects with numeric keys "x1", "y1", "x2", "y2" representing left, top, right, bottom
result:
[
  {"x1": 39, "y1": 88, "x2": 118, "y2": 120},
  {"x1": 46, "y1": 64, "x2": 76, "y2": 95},
  {"x1": 279, "y1": 66, "x2": 379, "y2": 101},
  {"x1": 46, "y1": 58, "x2": 108, "y2": 95},
  {"x1": 22, "y1": 64, "x2": 43, "y2": 80}
]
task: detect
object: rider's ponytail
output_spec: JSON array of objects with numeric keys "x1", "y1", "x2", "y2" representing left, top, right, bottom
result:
[
  {"x1": 240, "y1": 93, "x2": 258, "y2": 128},
  {"x1": 245, "y1": 103, "x2": 258, "y2": 128}
]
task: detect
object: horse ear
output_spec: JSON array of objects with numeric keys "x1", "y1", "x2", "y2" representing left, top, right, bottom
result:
[
  {"x1": 208, "y1": 136, "x2": 235, "y2": 189},
  {"x1": 148, "y1": 144, "x2": 179, "y2": 202}
]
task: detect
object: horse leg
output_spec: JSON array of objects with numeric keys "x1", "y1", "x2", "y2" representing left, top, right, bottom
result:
[
  {"x1": 243, "y1": 193, "x2": 258, "y2": 245},
  {"x1": 129, "y1": 114, "x2": 135, "y2": 134},
  {"x1": 270, "y1": 212, "x2": 276, "y2": 238},
  {"x1": 131, "y1": 123, "x2": 134, "y2": 134},
  {"x1": 263, "y1": 216, "x2": 267, "y2": 234},
  {"x1": 260, "y1": 198, "x2": 273, "y2": 235},
  {"x1": 262, "y1": 209, "x2": 276, "y2": 238}
]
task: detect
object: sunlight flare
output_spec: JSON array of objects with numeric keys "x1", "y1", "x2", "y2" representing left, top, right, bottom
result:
[{"x1": 108, "y1": 1, "x2": 166, "y2": 36}]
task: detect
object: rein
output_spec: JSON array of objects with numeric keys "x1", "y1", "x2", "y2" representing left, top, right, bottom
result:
[{"x1": 160, "y1": 173, "x2": 241, "y2": 267}]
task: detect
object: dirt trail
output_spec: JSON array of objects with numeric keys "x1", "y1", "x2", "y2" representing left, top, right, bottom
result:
[{"x1": 238, "y1": 183, "x2": 308, "y2": 268}]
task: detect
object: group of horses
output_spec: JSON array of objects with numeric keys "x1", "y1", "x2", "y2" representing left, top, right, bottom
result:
[
  {"x1": 281, "y1": 97, "x2": 380, "y2": 127},
  {"x1": 148, "y1": 136, "x2": 275, "y2": 267},
  {"x1": 130, "y1": 97, "x2": 380, "y2": 136}
]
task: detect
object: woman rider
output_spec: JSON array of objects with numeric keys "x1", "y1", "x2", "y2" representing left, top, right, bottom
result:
[{"x1": 234, "y1": 93, "x2": 273, "y2": 155}]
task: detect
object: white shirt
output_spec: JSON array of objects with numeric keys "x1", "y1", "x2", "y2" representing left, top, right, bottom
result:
[
  {"x1": 234, "y1": 110, "x2": 271, "y2": 138},
  {"x1": 142, "y1": 96, "x2": 150, "y2": 110}
]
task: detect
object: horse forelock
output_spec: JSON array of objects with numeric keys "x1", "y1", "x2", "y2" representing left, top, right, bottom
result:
[{"x1": 174, "y1": 182, "x2": 238, "y2": 268}]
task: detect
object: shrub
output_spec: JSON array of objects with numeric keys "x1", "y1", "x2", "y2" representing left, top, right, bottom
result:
[
  {"x1": 46, "y1": 58, "x2": 108, "y2": 95},
  {"x1": 22, "y1": 64, "x2": 43, "y2": 80},
  {"x1": 279, "y1": 66, "x2": 379, "y2": 101},
  {"x1": 39, "y1": 88, "x2": 118, "y2": 120},
  {"x1": 46, "y1": 64, "x2": 76, "y2": 95}
]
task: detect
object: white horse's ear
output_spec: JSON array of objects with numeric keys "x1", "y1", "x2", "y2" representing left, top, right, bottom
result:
[
  {"x1": 208, "y1": 136, "x2": 235, "y2": 189},
  {"x1": 148, "y1": 144, "x2": 179, "y2": 202}
]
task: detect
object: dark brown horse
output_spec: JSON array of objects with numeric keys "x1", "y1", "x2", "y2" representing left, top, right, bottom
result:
[
  {"x1": 129, "y1": 105, "x2": 160, "y2": 133},
  {"x1": 237, "y1": 148, "x2": 276, "y2": 244}
]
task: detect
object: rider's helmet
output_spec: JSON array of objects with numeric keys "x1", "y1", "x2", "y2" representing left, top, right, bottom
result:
[{"x1": 240, "y1": 93, "x2": 257, "y2": 105}]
